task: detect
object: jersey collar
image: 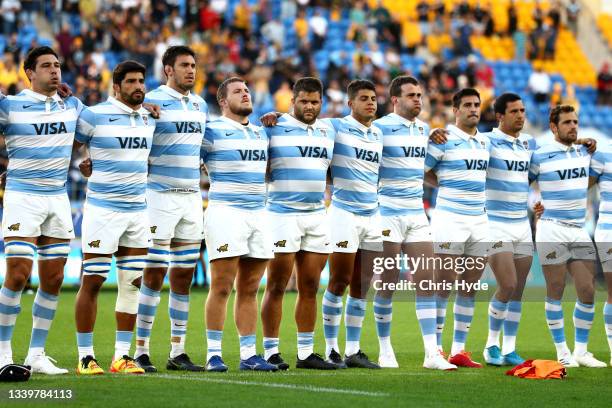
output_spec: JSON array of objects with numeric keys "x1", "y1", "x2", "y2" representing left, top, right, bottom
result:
[
  {"x1": 550, "y1": 139, "x2": 578, "y2": 153},
  {"x1": 22, "y1": 89, "x2": 61, "y2": 103},
  {"x1": 219, "y1": 115, "x2": 254, "y2": 130},
  {"x1": 281, "y1": 113, "x2": 323, "y2": 130},
  {"x1": 107, "y1": 96, "x2": 148, "y2": 115},
  {"x1": 344, "y1": 114, "x2": 374, "y2": 134},
  {"x1": 159, "y1": 84, "x2": 191, "y2": 100},
  {"x1": 387, "y1": 112, "x2": 417, "y2": 128},
  {"x1": 448, "y1": 124, "x2": 481, "y2": 142}
]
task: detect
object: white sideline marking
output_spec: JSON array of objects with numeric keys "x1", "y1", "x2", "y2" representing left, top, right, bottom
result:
[{"x1": 154, "y1": 373, "x2": 390, "y2": 397}]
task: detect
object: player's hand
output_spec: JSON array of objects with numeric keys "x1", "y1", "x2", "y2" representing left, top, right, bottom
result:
[
  {"x1": 58, "y1": 83, "x2": 73, "y2": 98},
  {"x1": 79, "y1": 158, "x2": 92, "y2": 178},
  {"x1": 142, "y1": 103, "x2": 161, "y2": 119},
  {"x1": 533, "y1": 200, "x2": 544, "y2": 219},
  {"x1": 259, "y1": 112, "x2": 281, "y2": 127},
  {"x1": 577, "y1": 138, "x2": 597, "y2": 154},
  {"x1": 429, "y1": 128, "x2": 449, "y2": 144}
]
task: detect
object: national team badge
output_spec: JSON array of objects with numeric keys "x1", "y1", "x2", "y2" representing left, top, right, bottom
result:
[
  {"x1": 254, "y1": 129, "x2": 261, "y2": 139},
  {"x1": 480, "y1": 141, "x2": 485, "y2": 147},
  {"x1": 142, "y1": 115, "x2": 149, "y2": 126},
  {"x1": 58, "y1": 100, "x2": 65, "y2": 110},
  {"x1": 418, "y1": 126, "x2": 424, "y2": 136},
  {"x1": 193, "y1": 102, "x2": 199, "y2": 111},
  {"x1": 321, "y1": 129, "x2": 327, "y2": 138},
  {"x1": 523, "y1": 140, "x2": 529, "y2": 149}
]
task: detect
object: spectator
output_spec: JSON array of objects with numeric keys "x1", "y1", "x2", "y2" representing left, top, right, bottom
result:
[
  {"x1": 261, "y1": 18, "x2": 284, "y2": 47},
  {"x1": 566, "y1": 0, "x2": 580, "y2": 36},
  {"x1": 1, "y1": 0, "x2": 20, "y2": 37},
  {"x1": 416, "y1": 0, "x2": 430, "y2": 42},
  {"x1": 507, "y1": 1, "x2": 517, "y2": 35},
  {"x1": 347, "y1": 0, "x2": 367, "y2": 42},
  {"x1": 200, "y1": 1, "x2": 222, "y2": 31},
  {"x1": 597, "y1": 63, "x2": 612, "y2": 106},
  {"x1": 294, "y1": 9, "x2": 308, "y2": 43},
  {"x1": 232, "y1": 0, "x2": 252, "y2": 40},
  {"x1": 273, "y1": 81, "x2": 293, "y2": 113},
  {"x1": 0, "y1": 52, "x2": 20, "y2": 93},
  {"x1": 309, "y1": 9, "x2": 328, "y2": 51},
  {"x1": 528, "y1": 66, "x2": 552, "y2": 104}
]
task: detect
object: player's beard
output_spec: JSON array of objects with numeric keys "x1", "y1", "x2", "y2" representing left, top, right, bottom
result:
[
  {"x1": 123, "y1": 90, "x2": 145, "y2": 106},
  {"x1": 229, "y1": 103, "x2": 253, "y2": 117},
  {"x1": 176, "y1": 79, "x2": 194, "y2": 93},
  {"x1": 294, "y1": 107, "x2": 320, "y2": 124}
]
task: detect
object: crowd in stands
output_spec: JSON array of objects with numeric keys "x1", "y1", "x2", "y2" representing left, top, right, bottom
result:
[{"x1": 0, "y1": 0, "x2": 609, "y2": 202}]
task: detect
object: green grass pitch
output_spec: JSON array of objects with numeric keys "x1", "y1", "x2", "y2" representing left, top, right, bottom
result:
[{"x1": 1, "y1": 288, "x2": 611, "y2": 407}]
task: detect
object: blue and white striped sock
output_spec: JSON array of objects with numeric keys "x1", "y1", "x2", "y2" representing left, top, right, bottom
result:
[
  {"x1": 0, "y1": 286, "x2": 21, "y2": 357},
  {"x1": 206, "y1": 329, "x2": 223, "y2": 361},
  {"x1": 322, "y1": 290, "x2": 342, "y2": 357},
  {"x1": 502, "y1": 300, "x2": 522, "y2": 355},
  {"x1": 416, "y1": 295, "x2": 437, "y2": 355},
  {"x1": 374, "y1": 294, "x2": 393, "y2": 353},
  {"x1": 135, "y1": 284, "x2": 161, "y2": 358},
  {"x1": 239, "y1": 334, "x2": 256, "y2": 360},
  {"x1": 545, "y1": 298, "x2": 568, "y2": 354},
  {"x1": 604, "y1": 303, "x2": 612, "y2": 355},
  {"x1": 451, "y1": 295, "x2": 475, "y2": 356},
  {"x1": 435, "y1": 295, "x2": 449, "y2": 349},
  {"x1": 28, "y1": 289, "x2": 58, "y2": 356},
  {"x1": 345, "y1": 296, "x2": 366, "y2": 357},
  {"x1": 169, "y1": 291, "x2": 190, "y2": 358},
  {"x1": 77, "y1": 332, "x2": 94, "y2": 359},
  {"x1": 114, "y1": 330, "x2": 133, "y2": 360},
  {"x1": 573, "y1": 301, "x2": 594, "y2": 356},
  {"x1": 486, "y1": 297, "x2": 508, "y2": 348},
  {"x1": 297, "y1": 332, "x2": 314, "y2": 360},
  {"x1": 263, "y1": 337, "x2": 279, "y2": 360}
]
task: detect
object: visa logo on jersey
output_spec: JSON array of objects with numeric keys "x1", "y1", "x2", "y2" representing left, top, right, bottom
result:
[
  {"x1": 504, "y1": 160, "x2": 529, "y2": 172},
  {"x1": 298, "y1": 146, "x2": 328, "y2": 158},
  {"x1": 353, "y1": 148, "x2": 380, "y2": 163},
  {"x1": 174, "y1": 122, "x2": 202, "y2": 134},
  {"x1": 556, "y1": 168, "x2": 587, "y2": 180},
  {"x1": 239, "y1": 150, "x2": 267, "y2": 160},
  {"x1": 33, "y1": 122, "x2": 68, "y2": 135},
  {"x1": 116, "y1": 137, "x2": 149, "y2": 149},
  {"x1": 402, "y1": 146, "x2": 426, "y2": 158},
  {"x1": 464, "y1": 159, "x2": 488, "y2": 170}
]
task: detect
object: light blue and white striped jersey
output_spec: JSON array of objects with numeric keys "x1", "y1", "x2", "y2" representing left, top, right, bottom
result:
[
  {"x1": 267, "y1": 113, "x2": 335, "y2": 213},
  {"x1": 202, "y1": 116, "x2": 268, "y2": 210},
  {"x1": 0, "y1": 89, "x2": 83, "y2": 195},
  {"x1": 75, "y1": 96, "x2": 155, "y2": 212},
  {"x1": 424, "y1": 124, "x2": 490, "y2": 216},
  {"x1": 485, "y1": 128, "x2": 536, "y2": 223},
  {"x1": 375, "y1": 113, "x2": 429, "y2": 216},
  {"x1": 590, "y1": 143, "x2": 612, "y2": 230},
  {"x1": 145, "y1": 85, "x2": 207, "y2": 192},
  {"x1": 328, "y1": 115, "x2": 383, "y2": 216},
  {"x1": 529, "y1": 141, "x2": 590, "y2": 226}
]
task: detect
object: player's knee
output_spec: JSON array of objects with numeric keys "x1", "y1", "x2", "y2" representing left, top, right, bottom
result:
[
  {"x1": 498, "y1": 278, "x2": 517, "y2": 299},
  {"x1": 328, "y1": 280, "x2": 348, "y2": 296},
  {"x1": 44, "y1": 271, "x2": 65, "y2": 290},
  {"x1": 266, "y1": 279, "x2": 287, "y2": 298},
  {"x1": 170, "y1": 242, "x2": 200, "y2": 270},
  {"x1": 116, "y1": 268, "x2": 142, "y2": 314},
  {"x1": 212, "y1": 283, "x2": 233, "y2": 299},
  {"x1": 5, "y1": 241, "x2": 36, "y2": 266},
  {"x1": 298, "y1": 276, "x2": 319, "y2": 298},
  {"x1": 576, "y1": 282, "x2": 595, "y2": 303},
  {"x1": 37, "y1": 242, "x2": 70, "y2": 261},
  {"x1": 147, "y1": 241, "x2": 171, "y2": 269}
]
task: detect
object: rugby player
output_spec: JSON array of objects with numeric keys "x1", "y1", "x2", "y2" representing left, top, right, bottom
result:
[
  {"x1": 0, "y1": 46, "x2": 83, "y2": 374},
  {"x1": 530, "y1": 105, "x2": 606, "y2": 367},
  {"x1": 132, "y1": 46, "x2": 207, "y2": 373},
  {"x1": 74, "y1": 61, "x2": 154, "y2": 375},
  {"x1": 373, "y1": 75, "x2": 455, "y2": 370},
  {"x1": 424, "y1": 88, "x2": 490, "y2": 368},
  {"x1": 202, "y1": 77, "x2": 277, "y2": 372},
  {"x1": 259, "y1": 77, "x2": 338, "y2": 370}
]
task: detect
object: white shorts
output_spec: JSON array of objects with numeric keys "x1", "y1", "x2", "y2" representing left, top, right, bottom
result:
[
  {"x1": 381, "y1": 212, "x2": 432, "y2": 243},
  {"x1": 269, "y1": 211, "x2": 331, "y2": 254},
  {"x1": 535, "y1": 219, "x2": 596, "y2": 265},
  {"x1": 431, "y1": 210, "x2": 489, "y2": 257},
  {"x1": 2, "y1": 190, "x2": 74, "y2": 239},
  {"x1": 147, "y1": 190, "x2": 203, "y2": 241},
  {"x1": 488, "y1": 220, "x2": 533, "y2": 258},
  {"x1": 204, "y1": 205, "x2": 273, "y2": 261},
  {"x1": 329, "y1": 205, "x2": 382, "y2": 253},
  {"x1": 594, "y1": 227, "x2": 612, "y2": 267},
  {"x1": 81, "y1": 203, "x2": 151, "y2": 254}
]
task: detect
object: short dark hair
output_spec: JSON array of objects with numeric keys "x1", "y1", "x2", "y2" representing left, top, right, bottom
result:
[
  {"x1": 162, "y1": 46, "x2": 196, "y2": 69},
  {"x1": 452, "y1": 88, "x2": 481, "y2": 108},
  {"x1": 217, "y1": 76, "x2": 246, "y2": 103},
  {"x1": 549, "y1": 104, "x2": 576, "y2": 125},
  {"x1": 493, "y1": 92, "x2": 522, "y2": 115},
  {"x1": 112, "y1": 60, "x2": 146, "y2": 85},
  {"x1": 292, "y1": 77, "x2": 323, "y2": 98},
  {"x1": 23, "y1": 46, "x2": 59, "y2": 72},
  {"x1": 347, "y1": 79, "x2": 376, "y2": 100},
  {"x1": 389, "y1": 75, "x2": 419, "y2": 97}
]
